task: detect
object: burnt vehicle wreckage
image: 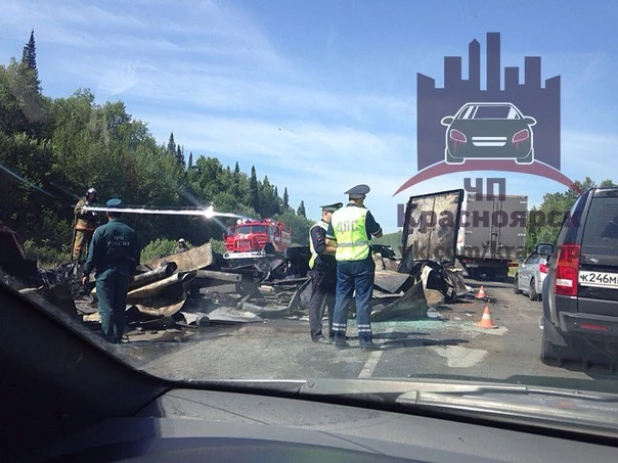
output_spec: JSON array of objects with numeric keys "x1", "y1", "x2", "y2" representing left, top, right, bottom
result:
[{"x1": 0, "y1": 192, "x2": 475, "y2": 342}]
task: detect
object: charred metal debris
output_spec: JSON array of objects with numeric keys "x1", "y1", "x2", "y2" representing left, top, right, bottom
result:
[{"x1": 1, "y1": 198, "x2": 475, "y2": 342}]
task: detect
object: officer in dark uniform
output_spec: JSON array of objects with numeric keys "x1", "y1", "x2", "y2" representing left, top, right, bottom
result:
[
  {"x1": 82, "y1": 198, "x2": 140, "y2": 344},
  {"x1": 326, "y1": 184, "x2": 383, "y2": 350},
  {"x1": 308, "y1": 202, "x2": 342, "y2": 343}
]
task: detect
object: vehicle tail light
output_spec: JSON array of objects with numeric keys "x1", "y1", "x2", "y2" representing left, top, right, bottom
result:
[
  {"x1": 539, "y1": 263, "x2": 548, "y2": 274},
  {"x1": 512, "y1": 129, "x2": 529, "y2": 144},
  {"x1": 449, "y1": 129, "x2": 467, "y2": 143},
  {"x1": 554, "y1": 244, "x2": 580, "y2": 296},
  {"x1": 580, "y1": 323, "x2": 608, "y2": 332}
]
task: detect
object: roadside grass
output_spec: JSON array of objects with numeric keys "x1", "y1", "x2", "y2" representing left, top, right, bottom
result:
[{"x1": 23, "y1": 241, "x2": 70, "y2": 269}]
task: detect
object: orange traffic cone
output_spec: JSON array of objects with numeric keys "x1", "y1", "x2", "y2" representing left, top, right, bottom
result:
[
  {"x1": 476, "y1": 285, "x2": 486, "y2": 299},
  {"x1": 477, "y1": 304, "x2": 497, "y2": 329}
]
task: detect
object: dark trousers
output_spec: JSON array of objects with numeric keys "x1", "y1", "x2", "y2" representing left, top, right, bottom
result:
[
  {"x1": 96, "y1": 270, "x2": 129, "y2": 343},
  {"x1": 332, "y1": 258, "x2": 375, "y2": 344},
  {"x1": 308, "y1": 269, "x2": 335, "y2": 339}
]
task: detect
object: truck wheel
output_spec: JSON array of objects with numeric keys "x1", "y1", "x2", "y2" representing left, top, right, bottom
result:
[
  {"x1": 529, "y1": 280, "x2": 539, "y2": 301},
  {"x1": 513, "y1": 274, "x2": 522, "y2": 294}
]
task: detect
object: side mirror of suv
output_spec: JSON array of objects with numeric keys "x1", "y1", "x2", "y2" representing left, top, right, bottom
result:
[{"x1": 536, "y1": 243, "x2": 554, "y2": 258}]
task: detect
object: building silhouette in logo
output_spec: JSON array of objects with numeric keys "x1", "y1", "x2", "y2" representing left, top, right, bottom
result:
[{"x1": 417, "y1": 32, "x2": 560, "y2": 172}]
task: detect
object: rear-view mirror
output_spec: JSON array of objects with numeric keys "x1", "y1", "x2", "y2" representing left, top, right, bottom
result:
[
  {"x1": 440, "y1": 116, "x2": 454, "y2": 126},
  {"x1": 536, "y1": 243, "x2": 553, "y2": 257}
]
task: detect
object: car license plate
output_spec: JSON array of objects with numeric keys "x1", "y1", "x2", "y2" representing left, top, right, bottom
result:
[{"x1": 579, "y1": 271, "x2": 618, "y2": 289}]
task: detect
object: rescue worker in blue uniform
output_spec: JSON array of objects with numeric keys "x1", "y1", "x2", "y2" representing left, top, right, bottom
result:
[
  {"x1": 82, "y1": 199, "x2": 140, "y2": 344},
  {"x1": 308, "y1": 202, "x2": 342, "y2": 343},
  {"x1": 326, "y1": 185, "x2": 383, "y2": 350}
]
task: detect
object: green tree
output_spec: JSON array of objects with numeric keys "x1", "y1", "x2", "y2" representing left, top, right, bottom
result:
[
  {"x1": 275, "y1": 210, "x2": 313, "y2": 246},
  {"x1": 176, "y1": 145, "x2": 185, "y2": 165},
  {"x1": 1, "y1": 58, "x2": 48, "y2": 137},
  {"x1": 249, "y1": 165, "x2": 260, "y2": 214},
  {"x1": 21, "y1": 30, "x2": 37, "y2": 69},
  {"x1": 0, "y1": 38, "x2": 306, "y2": 262},
  {"x1": 21, "y1": 30, "x2": 40, "y2": 92},
  {"x1": 525, "y1": 205, "x2": 538, "y2": 253},
  {"x1": 527, "y1": 177, "x2": 616, "y2": 250},
  {"x1": 167, "y1": 131, "x2": 175, "y2": 154},
  {"x1": 259, "y1": 175, "x2": 279, "y2": 218},
  {"x1": 297, "y1": 200, "x2": 306, "y2": 218},
  {"x1": 283, "y1": 186, "x2": 289, "y2": 209}
]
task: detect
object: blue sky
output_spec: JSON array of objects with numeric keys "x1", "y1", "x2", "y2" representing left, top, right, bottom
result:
[{"x1": 1, "y1": 0, "x2": 617, "y2": 232}]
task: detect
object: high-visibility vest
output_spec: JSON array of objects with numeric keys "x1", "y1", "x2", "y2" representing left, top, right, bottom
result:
[
  {"x1": 308, "y1": 220, "x2": 329, "y2": 269},
  {"x1": 331, "y1": 206, "x2": 370, "y2": 261}
]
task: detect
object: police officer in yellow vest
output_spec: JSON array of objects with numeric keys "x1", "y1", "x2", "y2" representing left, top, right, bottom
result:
[
  {"x1": 308, "y1": 202, "x2": 342, "y2": 343},
  {"x1": 326, "y1": 184, "x2": 383, "y2": 350}
]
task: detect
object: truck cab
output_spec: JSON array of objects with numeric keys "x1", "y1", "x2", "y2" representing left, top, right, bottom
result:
[{"x1": 223, "y1": 219, "x2": 291, "y2": 260}]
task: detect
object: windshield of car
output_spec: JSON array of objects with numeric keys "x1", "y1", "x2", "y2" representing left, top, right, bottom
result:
[
  {"x1": 2, "y1": 0, "x2": 618, "y2": 431},
  {"x1": 458, "y1": 105, "x2": 521, "y2": 120}
]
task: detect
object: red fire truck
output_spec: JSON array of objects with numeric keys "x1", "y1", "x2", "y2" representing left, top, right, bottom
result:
[{"x1": 223, "y1": 218, "x2": 292, "y2": 261}]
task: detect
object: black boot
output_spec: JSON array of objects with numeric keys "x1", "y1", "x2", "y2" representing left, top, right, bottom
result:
[
  {"x1": 333, "y1": 334, "x2": 349, "y2": 349},
  {"x1": 359, "y1": 336, "x2": 380, "y2": 350}
]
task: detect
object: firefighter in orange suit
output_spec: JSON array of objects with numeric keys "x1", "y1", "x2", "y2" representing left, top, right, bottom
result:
[{"x1": 72, "y1": 187, "x2": 99, "y2": 263}]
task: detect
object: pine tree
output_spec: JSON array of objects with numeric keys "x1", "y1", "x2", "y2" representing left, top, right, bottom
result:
[
  {"x1": 234, "y1": 161, "x2": 240, "y2": 175},
  {"x1": 273, "y1": 186, "x2": 281, "y2": 214},
  {"x1": 188, "y1": 152, "x2": 193, "y2": 168},
  {"x1": 259, "y1": 176, "x2": 279, "y2": 218},
  {"x1": 21, "y1": 30, "x2": 41, "y2": 92},
  {"x1": 176, "y1": 145, "x2": 185, "y2": 165},
  {"x1": 167, "y1": 132, "x2": 176, "y2": 154},
  {"x1": 22, "y1": 30, "x2": 37, "y2": 69},
  {"x1": 249, "y1": 165, "x2": 260, "y2": 214},
  {"x1": 297, "y1": 200, "x2": 306, "y2": 218},
  {"x1": 283, "y1": 187, "x2": 289, "y2": 209}
]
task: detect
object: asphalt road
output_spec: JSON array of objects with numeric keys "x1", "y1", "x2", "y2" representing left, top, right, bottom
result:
[{"x1": 127, "y1": 279, "x2": 618, "y2": 391}]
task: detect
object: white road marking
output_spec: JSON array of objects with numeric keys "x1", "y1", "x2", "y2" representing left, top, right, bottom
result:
[
  {"x1": 430, "y1": 345, "x2": 489, "y2": 368},
  {"x1": 358, "y1": 350, "x2": 382, "y2": 378},
  {"x1": 358, "y1": 328, "x2": 395, "y2": 378}
]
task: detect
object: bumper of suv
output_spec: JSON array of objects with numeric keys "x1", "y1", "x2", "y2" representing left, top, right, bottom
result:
[{"x1": 560, "y1": 312, "x2": 618, "y2": 339}]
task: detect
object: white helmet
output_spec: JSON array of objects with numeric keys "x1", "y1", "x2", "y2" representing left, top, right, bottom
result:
[{"x1": 87, "y1": 187, "x2": 97, "y2": 195}]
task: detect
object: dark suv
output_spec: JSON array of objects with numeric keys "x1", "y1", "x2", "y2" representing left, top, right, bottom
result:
[{"x1": 540, "y1": 187, "x2": 618, "y2": 370}]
